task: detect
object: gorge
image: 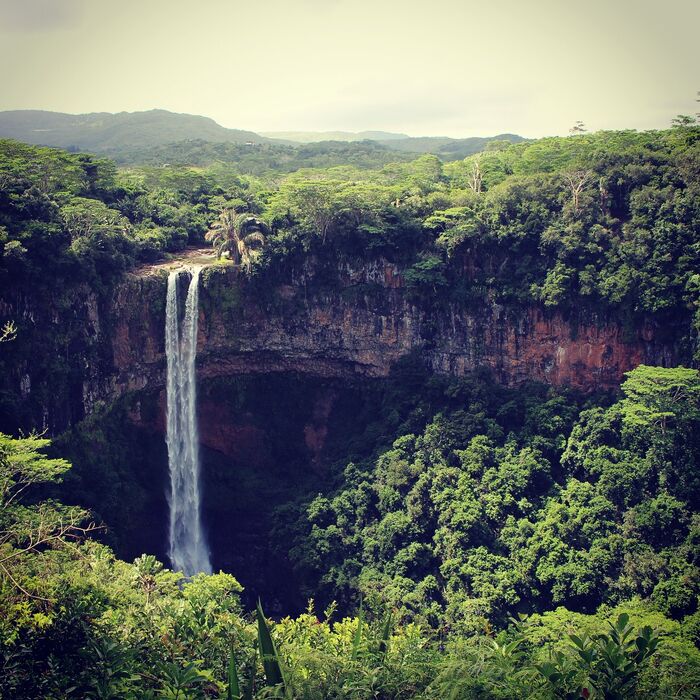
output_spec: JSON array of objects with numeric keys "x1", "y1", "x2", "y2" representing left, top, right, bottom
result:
[
  {"x1": 2, "y1": 125, "x2": 699, "y2": 698},
  {"x1": 0, "y1": 254, "x2": 689, "y2": 607}
]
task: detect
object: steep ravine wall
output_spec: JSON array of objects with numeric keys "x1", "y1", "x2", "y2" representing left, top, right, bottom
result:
[
  {"x1": 100, "y1": 261, "x2": 679, "y2": 415},
  {"x1": 0, "y1": 259, "x2": 684, "y2": 432}
]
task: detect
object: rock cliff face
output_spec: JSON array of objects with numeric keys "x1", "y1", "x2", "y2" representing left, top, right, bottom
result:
[
  {"x1": 0, "y1": 258, "x2": 685, "y2": 431},
  {"x1": 99, "y1": 260, "x2": 680, "y2": 418}
]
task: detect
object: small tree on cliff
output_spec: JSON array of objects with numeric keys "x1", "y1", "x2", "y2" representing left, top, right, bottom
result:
[{"x1": 205, "y1": 208, "x2": 269, "y2": 272}]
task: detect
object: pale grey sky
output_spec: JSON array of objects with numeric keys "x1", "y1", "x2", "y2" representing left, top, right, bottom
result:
[{"x1": 0, "y1": 0, "x2": 697, "y2": 137}]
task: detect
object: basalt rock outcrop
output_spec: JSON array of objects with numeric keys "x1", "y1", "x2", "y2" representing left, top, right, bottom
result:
[
  {"x1": 0, "y1": 257, "x2": 686, "y2": 432},
  {"x1": 103, "y1": 260, "x2": 680, "y2": 413}
]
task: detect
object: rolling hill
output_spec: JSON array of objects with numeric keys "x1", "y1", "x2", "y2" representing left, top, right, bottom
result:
[
  {"x1": 0, "y1": 109, "x2": 525, "y2": 162},
  {"x1": 261, "y1": 129, "x2": 526, "y2": 158},
  {"x1": 0, "y1": 109, "x2": 270, "y2": 152},
  {"x1": 378, "y1": 133, "x2": 526, "y2": 158},
  {"x1": 261, "y1": 129, "x2": 410, "y2": 143}
]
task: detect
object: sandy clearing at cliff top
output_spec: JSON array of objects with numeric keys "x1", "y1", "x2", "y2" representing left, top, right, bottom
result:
[{"x1": 134, "y1": 247, "x2": 227, "y2": 275}]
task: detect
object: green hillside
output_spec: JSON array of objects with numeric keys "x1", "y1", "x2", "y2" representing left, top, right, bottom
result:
[
  {"x1": 261, "y1": 129, "x2": 410, "y2": 142},
  {"x1": 379, "y1": 133, "x2": 526, "y2": 157},
  {"x1": 0, "y1": 108, "x2": 270, "y2": 152}
]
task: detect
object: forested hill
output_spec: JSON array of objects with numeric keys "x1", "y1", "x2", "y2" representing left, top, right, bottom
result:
[
  {"x1": 262, "y1": 129, "x2": 527, "y2": 159},
  {"x1": 261, "y1": 129, "x2": 412, "y2": 142},
  {"x1": 377, "y1": 133, "x2": 526, "y2": 158},
  {"x1": 0, "y1": 109, "x2": 271, "y2": 152},
  {"x1": 0, "y1": 109, "x2": 525, "y2": 163}
]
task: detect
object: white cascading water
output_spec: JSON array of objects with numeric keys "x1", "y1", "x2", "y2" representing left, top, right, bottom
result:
[{"x1": 165, "y1": 267, "x2": 212, "y2": 575}]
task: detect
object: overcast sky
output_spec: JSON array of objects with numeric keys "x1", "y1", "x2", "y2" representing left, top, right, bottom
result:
[{"x1": 0, "y1": 0, "x2": 697, "y2": 138}]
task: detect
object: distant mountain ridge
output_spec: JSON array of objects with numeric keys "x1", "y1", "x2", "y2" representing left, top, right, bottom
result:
[
  {"x1": 379, "y1": 133, "x2": 526, "y2": 157},
  {"x1": 0, "y1": 109, "x2": 270, "y2": 152},
  {"x1": 0, "y1": 109, "x2": 525, "y2": 161},
  {"x1": 261, "y1": 130, "x2": 410, "y2": 143},
  {"x1": 259, "y1": 130, "x2": 527, "y2": 158}
]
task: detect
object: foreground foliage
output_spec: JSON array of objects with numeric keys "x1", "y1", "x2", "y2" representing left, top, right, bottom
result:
[{"x1": 1, "y1": 367, "x2": 700, "y2": 698}]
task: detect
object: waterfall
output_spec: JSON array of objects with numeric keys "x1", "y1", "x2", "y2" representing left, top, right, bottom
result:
[{"x1": 165, "y1": 267, "x2": 212, "y2": 576}]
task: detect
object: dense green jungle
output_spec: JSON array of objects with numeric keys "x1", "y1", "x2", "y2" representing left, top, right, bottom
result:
[{"x1": 1, "y1": 121, "x2": 700, "y2": 699}]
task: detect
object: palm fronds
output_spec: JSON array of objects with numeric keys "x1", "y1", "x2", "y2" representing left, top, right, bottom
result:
[{"x1": 205, "y1": 208, "x2": 268, "y2": 270}]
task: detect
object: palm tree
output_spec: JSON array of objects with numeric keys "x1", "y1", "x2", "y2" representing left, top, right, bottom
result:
[{"x1": 205, "y1": 208, "x2": 269, "y2": 272}]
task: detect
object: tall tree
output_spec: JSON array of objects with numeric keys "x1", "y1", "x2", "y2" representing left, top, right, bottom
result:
[{"x1": 205, "y1": 208, "x2": 269, "y2": 272}]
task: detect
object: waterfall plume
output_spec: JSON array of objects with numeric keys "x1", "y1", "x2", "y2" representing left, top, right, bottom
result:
[{"x1": 165, "y1": 267, "x2": 212, "y2": 575}]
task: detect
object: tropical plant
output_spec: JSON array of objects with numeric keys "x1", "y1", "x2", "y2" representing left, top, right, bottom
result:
[
  {"x1": 81, "y1": 638, "x2": 137, "y2": 700},
  {"x1": 0, "y1": 433, "x2": 99, "y2": 602},
  {"x1": 205, "y1": 208, "x2": 269, "y2": 272},
  {"x1": 551, "y1": 613, "x2": 660, "y2": 700},
  {"x1": 256, "y1": 600, "x2": 287, "y2": 693},
  {"x1": 151, "y1": 660, "x2": 211, "y2": 700}
]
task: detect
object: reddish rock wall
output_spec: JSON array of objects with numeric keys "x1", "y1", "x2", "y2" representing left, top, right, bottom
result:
[
  {"x1": 89, "y1": 261, "x2": 681, "y2": 418},
  {"x1": 0, "y1": 258, "x2": 686, "y2": 434}
]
